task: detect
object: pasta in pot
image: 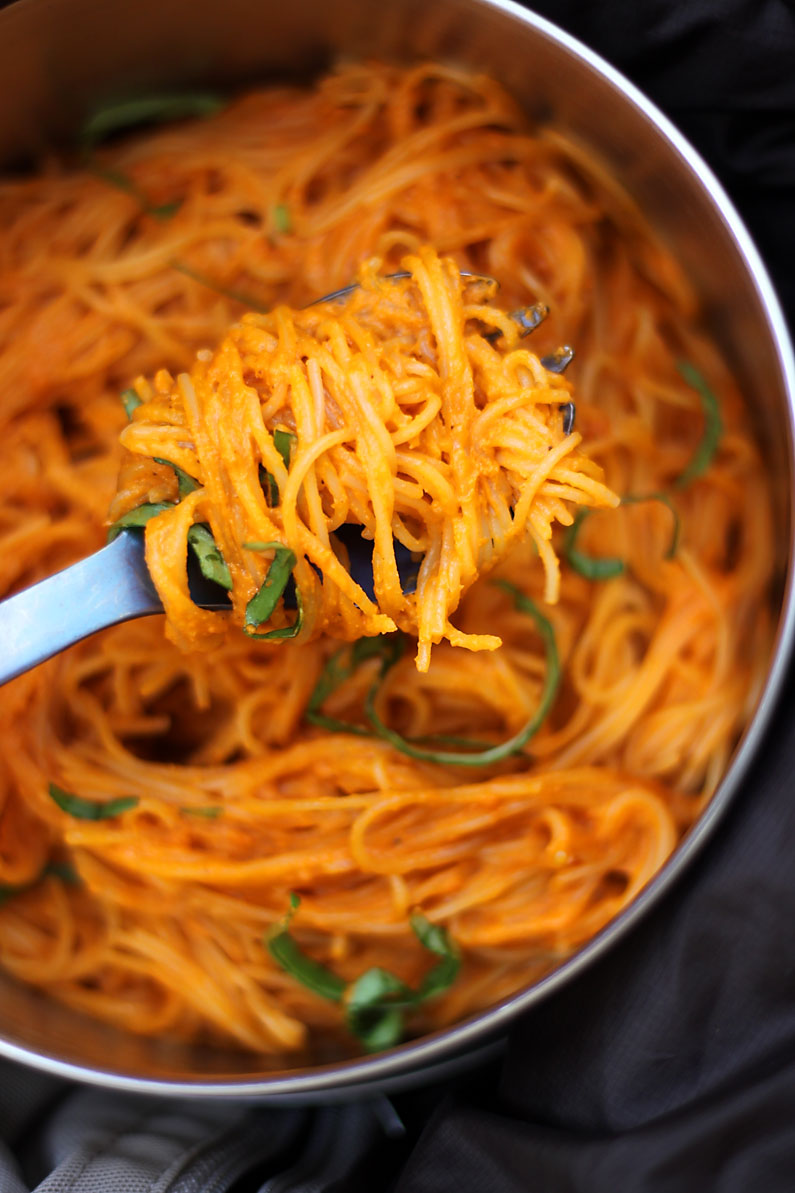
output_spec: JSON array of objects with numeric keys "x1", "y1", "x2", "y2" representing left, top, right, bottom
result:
[{"x1": 0, "y1": 62, "x2": 773, "y2": 1058}]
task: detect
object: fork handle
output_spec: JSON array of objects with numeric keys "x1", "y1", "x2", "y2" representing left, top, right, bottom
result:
[{"x1": 0, "y1": 532, "x2": 161, "y2": 686}]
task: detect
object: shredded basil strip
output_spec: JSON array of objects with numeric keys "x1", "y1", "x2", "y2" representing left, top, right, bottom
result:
[
  {"x1": 121, "y1": 388, "x2": 143, "y2": 419},
  {"x1": 0, "y1": 862, "x2": 80, "y2": 909},
  {"x1": 171, "y1": 261, "x2": 268, "y2": 312},
  {"x1": 411, "y1": 912, "x2": 462, "y2": 1000},
  {"x1": 564, "y1": 493, "x2": 681, "y2": 581},
  {"x1": 243, "y1": 542, "x2": 297, "y2": 625},
  {"x1": 306, "y1": 636, "x2": 405, "y2": 736},
  {"x1": 563, "y1": 510, "x2": 625, "y2": 581},
  {"x1": 364, "y1": 585, "x2": 560, "y2": 767},
  {"x1": 273, "y1": 203, "x2": 292, "y2": 234},
  {"x1": 241, "y1": 542, "x2": 303, "y2": 639},
  {"x1": 267, "y1": 899, "x2": 460, "y2": 1052},
  {"x1": 48, "y1": 783, "x2": 139, "y2": 820},
  {"x1": 107, "y1": 501, "x2": 173, "y2": 542},
  {"x1": 181, "y1": 805, "x2": 224, "y2": 819},
  {"x1": 81, "y1": 92, "x2": 225, "y2": 148},
  {"x1": 674, "y1": 360, "x2": 724, "y2": 488},
  {"x1": 267, "y1": 898, "x2": 347, "y2": 1003},
  {"x1": 153, "y1": 457, "x2": 200, "y2": 498},
  {"x1": 274, "y1": 429, "x2": 295, "y2": 470},
  {"x1": 186, "y1": 524, "x2": 233, "y2": 590},
  {"x1": 87, "y1": 163, "x2": 179, "y2": 220},
  {"x1": 306, "y1": 601, "x2": 557, "y2": 767},
  {"x1": 261, "y1": 429, "x2": 296, "y2": 506},
  {"x1": 45, "y1": 862, "x2": 81, "y2": 886},
  {"x1": 345, "y1": 970, "x2": 414, "y2": 1052}
]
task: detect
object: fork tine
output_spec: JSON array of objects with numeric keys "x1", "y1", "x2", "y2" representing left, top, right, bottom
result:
[
  {"x1": 539, "y1": 346, "x2": 576, "y2": 434},
  {"x1": 540, "y1": 345, "x2": 575, "y2": 373}
]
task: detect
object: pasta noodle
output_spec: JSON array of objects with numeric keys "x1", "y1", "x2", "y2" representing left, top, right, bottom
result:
[
  {"x1": 0, "y1": 62, "x2": 773, "y2": 1059},
  {"x1": 114, "y1": 247, "x2": 616, "y2": 667}
]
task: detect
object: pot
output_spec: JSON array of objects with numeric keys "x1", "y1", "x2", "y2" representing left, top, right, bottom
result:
[{"x1": 0, "y1": 0, "x2": 793, "y2": 1100}]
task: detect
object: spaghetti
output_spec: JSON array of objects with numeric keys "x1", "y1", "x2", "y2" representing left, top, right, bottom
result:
[
  {"x1": 113, "y1": 247, "x2": 616, "y2": 667},
  {"x1": 0, "y1": 63, "x2": 773, "y2": 1058}
]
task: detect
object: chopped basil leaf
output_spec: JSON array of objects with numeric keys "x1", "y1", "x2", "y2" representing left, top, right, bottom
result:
[
  {"x1": 345, "y1": 968, "x2": 414, "y2": 1053},
  {"x1": 347, "y1": 1004, "x2": 405, "y2": 1053},
  {"x1": 0, "y1": 861, "x2": 80, "y2": 909},
  {"x1": 187, "y1": 524, "x2": 232, "y2": 590},
  {"x1": 261, "y1": 429, "x2": 296, "y2": 507},
  {"x1": 274, "y1": 429, "x2": 295, "y2": 470},
  {"x1": 273, "y1": 203, "x2": 292, "y2": 234},
  {"x1": 152, "y1": 200, "x2": 182, "y2": 220},
  {"x1": 306, "y1": 635, "x2": 405, "y2": 736},
  {"x1": 0, "y1": 880, "x2": 27, "y2": 908},
  {"x1": 268, "y1": 928, "x2": 348, "y2": 1001},
  {"x1": 153, "y1": 457, "x2": 200, "y2": 498},
  {"x1": 267, "y1": 898, "x2": 347, "y2": 1003},
  {"x1": 81, "y1": 91, "x2": 225, "y2": 148},
  {"x1": 267, "y1": 899, "x2": 461, "y2": 1052},
  {"x1": 565, "y1": 493, "x2": 680, "y2": 580},
  {"x1": 48, "y1": 783, "x2": 139, "y2": 820},
  {"x1": 87, "y1": 163, "x2": 180, "y2": 220},
  {"x1": 181, "y1": 805, "x2": 224, "y2": 819},
  {"x1": 364, "y1": 587, "x2": 560, "y2": 767},
  {"x1": 411, "y1": 913, "x2": 461, "y2": 1001},
  {"x1": 44, "y1": 861, "x2": 81, "y2": 885},
  {"x1": 564, "y1": 510, "x2": 625, "y2": 580},
  {"x1": 243, "y1": 542, "x2": 297, "y2": 628},
  {"x1": 674, "y1": 361, "x2": 724, "y2": 488},
  {"x1": 107, "y1": 501, "x2": 173, "y2": 542},
  {"x1": 171, "y1": 261, "x2": 268, "y2": 312},
  {"x1": 259, "y1": 464, "x2": 278, "y2": 507},
  {"x1": 121, "y1": 388, "x2": 143, "y2": 419}
]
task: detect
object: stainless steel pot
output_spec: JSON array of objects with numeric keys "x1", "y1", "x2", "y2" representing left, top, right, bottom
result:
[{"x1": 1, "y1": 0, "x2": 793, "y2": 1101}]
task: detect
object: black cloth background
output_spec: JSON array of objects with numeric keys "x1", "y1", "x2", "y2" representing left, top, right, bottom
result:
[{"x1": 3, "y1": 2, "x2": 795, "y2": 1190}]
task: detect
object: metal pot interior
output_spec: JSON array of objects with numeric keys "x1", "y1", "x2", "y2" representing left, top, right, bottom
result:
[{"x1": 0, "y1": 0, "x2": 793, "y2": 1099}]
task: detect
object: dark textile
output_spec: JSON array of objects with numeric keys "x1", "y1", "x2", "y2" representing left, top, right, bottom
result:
[{"x1": 2, "y1": 2, "x2": 795, "y2": 1189}]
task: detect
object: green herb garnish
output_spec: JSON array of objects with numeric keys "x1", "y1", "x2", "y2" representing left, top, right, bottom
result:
[
  {"x1": 0, "y1": 862, "x2": 81, "y2": 909},
  {"x1": 563, "y1": 510, "x2": 625, "y2": 581},
  {"x1": 43, "y1": 861, "x2": 81, "y2": 885},
  {"x1": 81, "y1": 89, "x2": 226, "y2": 219},
  {"x1": 267, "y1": 897, "x2": 460, "y2": 1052},
  {"x1": 306, "y1": 636, "x2": 406, "y2": 736},
  {"x1": 106, "y1": 501, "x2": 173, "y2": 542},
  {"x1": 273, "y1": 203, "x2": 292, "y2": 234},
  {"x1": 88, "y1": 163, "x2": 180, "y2": 220},
  {"x1": 364, "y1": 585, "x2": 559, "y2": 766},
  {"x1": 153, "y1": 458, "x2": 200, "y2": 498},
  {"x1": 674, "y1": 360, "x2": 724, "y2": 488},
  {"x1": 80, "y1": 91, "x2": 225, "y2": 148},
  {"x1": 305, "y1": 590, "x2": 558, "y2": 767},
  {"x1": 242, "y1": 542, "x2": 297, "y2": 634},
  {"x1": 181, "y1": 805, "x2": 224, "y2": 819},
  {"x1": 261, "y1": 429, "x2": 296, "y2": 506},
  {"x1": 48, "y1": 783, "x2": 139, "y2": 820},
  {"x1": 186, "y1": 524, "x2": 232, "y2": 590},
  {"x1": 564, "y1": 493, "x2": 681, "y2": 581},
  {"x1": 171, "y1": 261, "x2": 268, "y2": 312},
  {"x1": 121, "y1": 387, "x2": 143, "y2": 419}
]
